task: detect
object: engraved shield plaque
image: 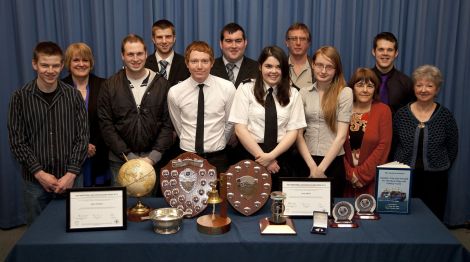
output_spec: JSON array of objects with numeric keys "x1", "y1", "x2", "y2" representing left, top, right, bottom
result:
[
  {"x1": 160, "y1": 152, "x2": 217, "y2": 218},
  {"x1": 226, "y1": 160, "x2": 271, "y2": 216}
]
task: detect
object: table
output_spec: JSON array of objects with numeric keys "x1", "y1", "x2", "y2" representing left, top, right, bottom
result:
[{"x1": 7, "y1": 198, "x2": 469, "y2": 262}]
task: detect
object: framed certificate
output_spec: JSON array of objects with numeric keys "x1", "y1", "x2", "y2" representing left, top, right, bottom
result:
[
  {"x1": 281, "y1": 177, "x2": 332, "y2": 216},
  {"x1": 376, "y1": 163, "x2": 412, "y2": 214},
  {"x1": 66, "y1": 187, "x2": 127, "y2": 232}
]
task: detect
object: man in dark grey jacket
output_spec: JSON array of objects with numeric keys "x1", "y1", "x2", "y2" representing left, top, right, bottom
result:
[{"x1": 98, "y1": 34, "x2": 173, "y2": 185}]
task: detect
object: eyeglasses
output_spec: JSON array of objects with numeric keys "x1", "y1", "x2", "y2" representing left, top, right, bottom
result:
[
  {"x1": 313, "y1": 63, "x2": 335, "y2": 72},
  {"x1": 287, "y1": 36, "x2": 308, "y2": 43},
  {"x1": 354, "y1": 82, "x2": 375, "y2": 89}
]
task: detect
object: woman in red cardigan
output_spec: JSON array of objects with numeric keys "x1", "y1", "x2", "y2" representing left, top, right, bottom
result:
[{"x1": 343, "y1": 68, "x2": 392, "y2": 197}]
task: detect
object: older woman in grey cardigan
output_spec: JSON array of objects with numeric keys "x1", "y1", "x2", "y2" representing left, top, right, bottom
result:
[{"x1": 393, "y1": 65, "x2": 458, "y2": 221}]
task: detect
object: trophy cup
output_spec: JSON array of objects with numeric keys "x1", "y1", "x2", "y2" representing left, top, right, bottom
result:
[
  {"x1": 259, "y1": 191, "x2": 296, "y2": 234},
  {"x1": 117, "y1": 157, "x2": 156, "y2": 222},
  {"x1": 354, "y1": 194, "x2": 380, "y2": 220},
  {"x1": 196, "y1": 177, "x2": 231, "y2": 235},
  {"x1": 330, "y1": 201, "x2": 359, "y2": 228}
]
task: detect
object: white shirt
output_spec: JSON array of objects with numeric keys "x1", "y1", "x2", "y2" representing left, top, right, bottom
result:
[
  {"x1": 168, "y1": 74, "x2": 236, "y2": 153},
  {"x1": 229, "y1": 80, "x2": 307, "y2": 143},
  {"x1": 128, "y1": 69, "x2": 156, "y2": 108},
  {"x1": 223, "y1": 56, "x2": 243, "y2": 82},
  {"x1": 155, "y1": 51, "x2": 175, "y2": 79}
]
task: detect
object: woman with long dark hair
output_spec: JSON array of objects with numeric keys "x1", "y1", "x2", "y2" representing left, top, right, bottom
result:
[{"x1": 229, "y1": 46, "x2": 306, "y2": 190}]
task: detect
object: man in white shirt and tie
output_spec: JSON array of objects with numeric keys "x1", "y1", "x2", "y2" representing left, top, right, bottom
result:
[{"x1": 168, "y1": 41, "x2": 236, "y2": 173}]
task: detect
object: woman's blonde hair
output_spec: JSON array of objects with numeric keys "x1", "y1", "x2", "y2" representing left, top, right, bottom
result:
[
  {"x1": 64, "y1": 42, "x2": 95, "y2": 71},
  {"x1": 312, "y1": 46, "x2": 346, "y2": 133}
]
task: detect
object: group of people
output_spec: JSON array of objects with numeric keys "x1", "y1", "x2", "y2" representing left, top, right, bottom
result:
[{"x1": 8, "y1": 20, "x2": 458, "y2": 224}]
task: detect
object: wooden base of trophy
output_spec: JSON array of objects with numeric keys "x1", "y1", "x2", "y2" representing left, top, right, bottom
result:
[
  {"x1": 127, "y1": 200, "x2": 152, "y2": 222},
  {"x1": 354, "y1": 213, "x2": 380, "y2": 220},
  {"x1": 197, "y1": 214, "x2": 231, "y2": 235},
  {"x1": 259, "y1": 217, "x2": 296, "y2": 235},
  {"x1": 329, "y1": 219, "x2": 359, "y2": 228}
]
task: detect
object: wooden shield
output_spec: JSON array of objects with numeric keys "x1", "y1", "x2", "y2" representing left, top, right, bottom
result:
[
  {"x1": 160, "y1": 152, "x2": 217, "y2": 218},
  {"x1": 226, "y1": 160, "x2": 271, "y2": 216}
]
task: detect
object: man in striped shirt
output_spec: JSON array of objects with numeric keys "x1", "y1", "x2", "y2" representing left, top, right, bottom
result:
[{"x1": 8, "y1": 42, "x2": 88, "y2": 224}]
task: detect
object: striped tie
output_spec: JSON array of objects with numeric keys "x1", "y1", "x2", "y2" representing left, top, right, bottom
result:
[
  {"x1": 159, "y1": 60, "x2": 169, "y2": 79},
  {"x1": 226, "y1": 63, "x2": 235, "y2": 83}
]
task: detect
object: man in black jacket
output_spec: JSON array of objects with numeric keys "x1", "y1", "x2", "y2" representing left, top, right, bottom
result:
[
  {"x1": 98, "y1": 34, "x2": 173, "y2": 185},
  {"x1": 145, "y1": 19, "x2": 190, "y2": 87},
  {"x1": 211, "y1": 22, "x2": 258, "y2": 88}
]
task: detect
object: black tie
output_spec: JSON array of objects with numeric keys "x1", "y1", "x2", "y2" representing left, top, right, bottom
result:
[
  {"x1": 264, "y1": 87, "x2": 277, "y2": 152},
  {"x1": 195, "y1": 84, "x2": 205, "y2": 155}
]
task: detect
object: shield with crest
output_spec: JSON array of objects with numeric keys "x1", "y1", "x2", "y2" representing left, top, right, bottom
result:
[
  {"x1": 160, "y1": 152, "x2": 217, "y2": 218},
  {"x1": 226, "y1": 160, "x2": 271, "y2": 216}
]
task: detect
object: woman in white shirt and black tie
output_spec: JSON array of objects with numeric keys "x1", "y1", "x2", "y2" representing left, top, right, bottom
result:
[{"x1": 229, "y1": 46, "x2": 306, "y2": 190}]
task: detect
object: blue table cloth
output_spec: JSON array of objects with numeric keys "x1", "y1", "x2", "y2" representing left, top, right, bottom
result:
[{"x1": 7, "y1": 198, "x2": 469, "y2": 262}]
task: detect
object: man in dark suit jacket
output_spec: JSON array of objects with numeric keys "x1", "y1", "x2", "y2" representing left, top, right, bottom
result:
[
  {"x1": 211, "y1": 22, "x2": 258, "y2": 88},
  {"x1": 145, "y1": 19, "x2": 190, "y2": 87},
  {"x1": 371, "y1": 32, "x2": 414, "y2": 116}
]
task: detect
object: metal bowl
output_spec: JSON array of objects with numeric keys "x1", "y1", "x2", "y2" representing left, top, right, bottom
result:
[{"x1": 148, "y1": 208, "x2": 184, "y2": 234}]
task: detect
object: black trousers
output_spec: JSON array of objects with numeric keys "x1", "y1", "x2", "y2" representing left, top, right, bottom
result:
[
  {"x1": 412, "y1": 169, "x2": 448, "y2": 221},
  {"x1": 311, "y1": 155, "x2": 346, "y2": 198}
]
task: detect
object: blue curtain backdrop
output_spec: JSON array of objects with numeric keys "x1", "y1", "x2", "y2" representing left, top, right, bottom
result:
[{"x1": 1, "y1": 0, "x2": 469, "y2": 228}]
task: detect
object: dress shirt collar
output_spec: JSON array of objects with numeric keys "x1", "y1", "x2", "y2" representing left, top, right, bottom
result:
[
  {"x1": 306, "y1": 81, "x2": 317, "y2": 92},
  {"x1": 189, "y1": 74, "x2": 215, "y2": 89},
  {"x1": 222, "y1": 56, "x2": 243, "y2": 69},
  {"x1": 155, "y1": 50, "x2": 175, "y2": 65},
  {"x1": 262, "y1": 81, "x2": 278, "y2": 94}
]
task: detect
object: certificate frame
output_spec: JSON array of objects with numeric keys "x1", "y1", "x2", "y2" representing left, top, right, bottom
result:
[
  {"x1": 66, "y1": 187, "x2": 127, "y2": 232},
  {"x1": 280, "y1": 177, "x2": 332, "y2": 216},
  {"x1": 375, "y1": 167, "x2": 412, "y2": 214}
]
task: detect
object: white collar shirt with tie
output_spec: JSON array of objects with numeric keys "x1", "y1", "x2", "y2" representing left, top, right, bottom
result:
[
  {"x1": 223, "y1": 56, "x2": 243, "y2": 83},
  {"x1": 167, "y1": 74, "x2": 236, "y2": 153},
  {"x1": 155, "y1": 51, "x2": 175, "y2": 79}
]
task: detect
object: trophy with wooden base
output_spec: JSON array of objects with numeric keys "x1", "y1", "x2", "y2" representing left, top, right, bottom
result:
[
  {"x1": 259, "y1": 191, "x2": 296, "y2": 235},
  {"x1": 354, "y1": 194, "x2": 380, "y2": 220},
  {"x1": 197, "y1": 177, "x2": 231, "y2": 235},
  {"x1": 329, "y1": 201, "x2": 359, "y2": 228}
]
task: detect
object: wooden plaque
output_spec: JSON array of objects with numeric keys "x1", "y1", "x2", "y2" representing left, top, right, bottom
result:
[
  {"x1": 226, "y1": 160, "x2": 271, "y2": 216},
  {"x1": 160, "y1": 152, "x2": 217, "y2": 218}
]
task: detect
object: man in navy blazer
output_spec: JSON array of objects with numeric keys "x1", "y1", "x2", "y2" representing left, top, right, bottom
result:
[
  {"x1": 211, "y1": 22, "x2": 258, "y2": 88},
  {"x1": 145, "y1": 19, "x2": 190, "y2": 87}
]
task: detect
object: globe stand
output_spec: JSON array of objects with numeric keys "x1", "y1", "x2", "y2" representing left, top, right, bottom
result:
[{"x1": 128, "y1": 198, "x2": 152, "y2": 222}]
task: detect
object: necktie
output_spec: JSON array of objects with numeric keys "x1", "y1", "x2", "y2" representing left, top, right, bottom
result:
[
  {"x1": 379, "y1": 74, "x2": 389, "y2": 104},
  {"x1": 264, "y1": 88, "x2": 277, "y2": 152},
  {"x1": 195, "y1": 84, "x2": 205, "y2": 155},
  {"x1": 226, "y1": 63, "x2": 236, "y2": 83},
  {"x1": 159, "y1": 60, "x2": 169, "y2": 79}
]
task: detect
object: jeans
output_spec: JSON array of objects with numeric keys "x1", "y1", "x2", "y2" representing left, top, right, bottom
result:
[{"x1": 23, "y1": 177, "x2": 81, "y2": 225}]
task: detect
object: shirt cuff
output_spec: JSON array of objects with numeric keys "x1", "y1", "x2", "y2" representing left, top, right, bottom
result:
[{"x1": 147, "y1": 150, "x2": 162, "y2": 164}]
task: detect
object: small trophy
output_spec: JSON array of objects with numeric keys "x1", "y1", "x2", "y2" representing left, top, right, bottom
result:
[
  {"x1": 259, "y1": 191, "x2": 296, "y2": 234},
  {"x1": 354, "y1": 194, "x2": 380, "y2": 220},
  {"x1": 330, "y1": 201, "x2": 358, "y2": 228},
  {"x1": 196, "y1": 177, "x2": 231, "y2": 235}
]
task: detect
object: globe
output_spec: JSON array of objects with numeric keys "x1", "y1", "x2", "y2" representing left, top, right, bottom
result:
[{"x1": 117, "y1": 159, "x2": 156, "y2": 198}]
